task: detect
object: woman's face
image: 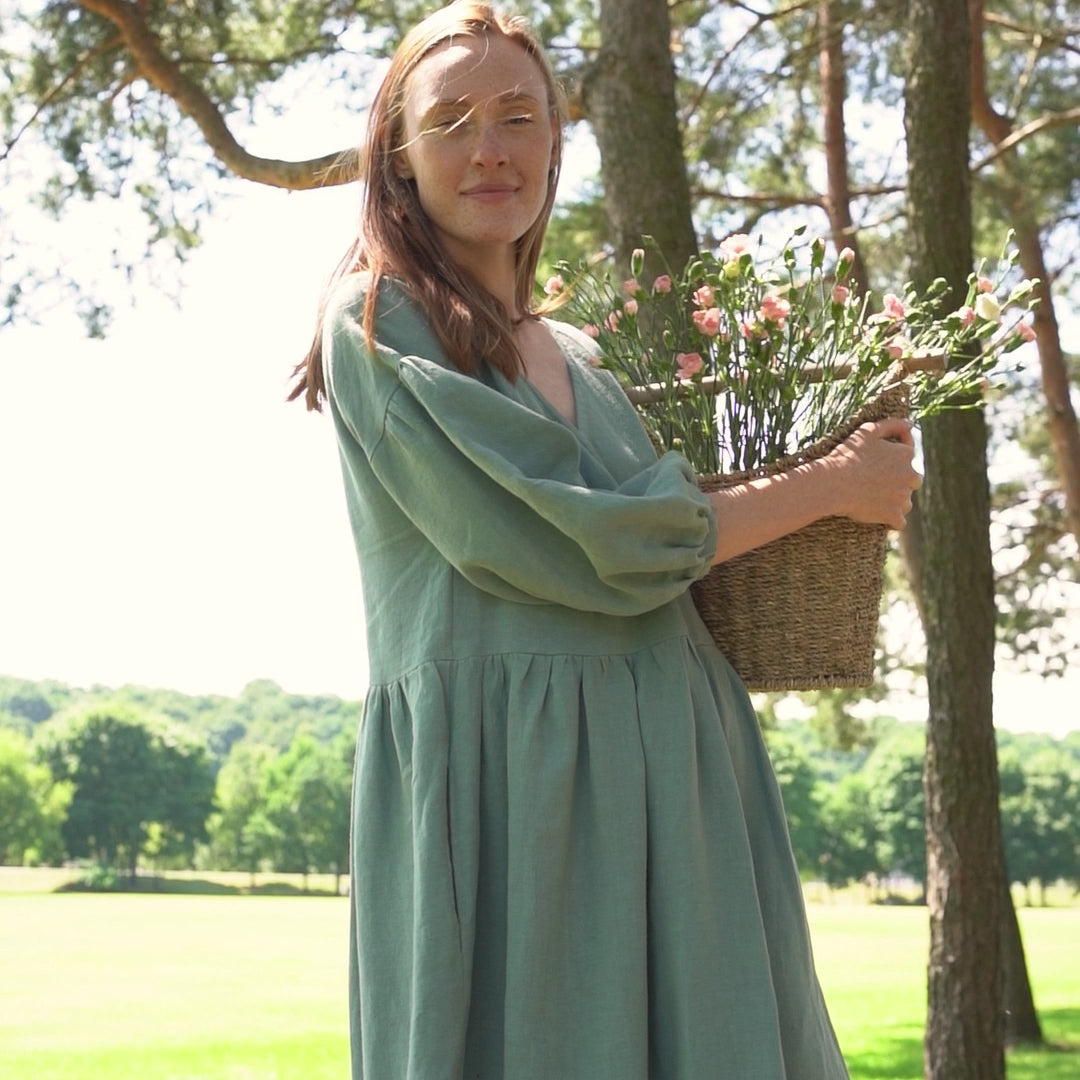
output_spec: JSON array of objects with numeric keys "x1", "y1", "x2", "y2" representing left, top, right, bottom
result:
[{"x1": 395, "y1": 33, "x2": 557, "y2": 279}]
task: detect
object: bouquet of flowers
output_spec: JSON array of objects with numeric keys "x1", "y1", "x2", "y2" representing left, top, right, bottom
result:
[
  {"x1": 548, "y1": 231, "x2": 1038, "y2": 690},
  {"x1": 550, "y1": 229, "x2": 1037, "y2": 476}
]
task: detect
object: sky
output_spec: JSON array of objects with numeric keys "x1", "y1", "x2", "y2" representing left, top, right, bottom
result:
[{"x1": 0, "y1": 81, "x2": 1077, "y2": 736}]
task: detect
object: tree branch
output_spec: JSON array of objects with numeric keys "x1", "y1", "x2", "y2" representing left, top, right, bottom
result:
[
  {"x1": 1, "y1": 33, "x2": 124, "y2": 163},
  {"x1": 983, "y1": 12, "x2": 1080, "y2": 57},
  {"x1": 972, "y1": 107, "x2": 1080, "y2": 172},
  {"x1": 74, "y1": 0, "x2": 359, "y2": 189},
  {"x1": 680, "y1": 0, "x2": 818, "y2": 125},
  {"x1": 693, "y1": 182, "x2": 904, "y2": 209}
]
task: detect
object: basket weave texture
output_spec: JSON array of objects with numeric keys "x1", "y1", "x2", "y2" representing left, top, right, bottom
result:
[{"x1": 691, "y1": 383, "x2": 911, "y2": 692}]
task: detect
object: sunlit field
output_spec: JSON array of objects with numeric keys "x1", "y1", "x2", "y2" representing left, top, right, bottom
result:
[{"x1": 1, "y1": 872, "x2": 1076, "y2": 1080}]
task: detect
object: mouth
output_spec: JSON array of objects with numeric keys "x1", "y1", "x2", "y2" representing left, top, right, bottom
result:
[{"x1": 462, "y1": 183, "x2": 519, "y2": 196}]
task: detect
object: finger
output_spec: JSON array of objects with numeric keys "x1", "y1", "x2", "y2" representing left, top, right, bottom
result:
[{"x1": 868, "y1": 417, "x2": 915, "y2": 445}]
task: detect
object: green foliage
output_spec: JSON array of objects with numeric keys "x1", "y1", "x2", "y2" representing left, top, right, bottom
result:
[
  {"x1": 814, "y1": 773, "x2": 879, "y2": 889},
  {"x1": 0, "y1": 730, "x2": 71, "y2": 865},
  {"x1": 760, "y1": 729, "x2": 821, "y2": 872},
  {"x1": 999, "y1": 739, "x2": 1080, "y2": 902},
  {"x1": 0, "y1": 676, "x2": 74, "y2": 737},
  {"x1": 34, "y1": 706, "x2": 214, "y2": 874},
  {"x1": 990, "y1": 371, "x2": 1080, "y2": 677},
  {"x1": 260, "y1": 733, "x2": 351, "y2": 886},
  {"x1": 205, "y1": 741, "x2": 279, "y2": 875},
  {"x1": 766, "y1": 718, "x2": 1080, "y2": 895},
  {"x1": 862, "y1": 724, "x2": 927, "y2": 883},
  {"x1": 6, "y1": 674, "x2": 1077, "y2": 894}
]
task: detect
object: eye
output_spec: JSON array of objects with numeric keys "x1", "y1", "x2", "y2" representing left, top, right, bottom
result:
[
  {"x1": 427, "y1": 113, "x2": 469, "y2": 133},
  {"x1": 506, "y1": 113, "x2": 534, "y2": 126}
]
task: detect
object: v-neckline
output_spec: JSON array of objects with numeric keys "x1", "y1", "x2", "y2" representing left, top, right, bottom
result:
[
  {"x1": 522, "y1": 357, "x2": 580, "y2": 430},
  {"x1": 519, "y1": 320, "x2": 582, "y2": 430}
]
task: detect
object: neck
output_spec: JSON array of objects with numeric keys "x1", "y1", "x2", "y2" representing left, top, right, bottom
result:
[{"x1": 444, "y1": 242, "x2": 520, "y2": 318}]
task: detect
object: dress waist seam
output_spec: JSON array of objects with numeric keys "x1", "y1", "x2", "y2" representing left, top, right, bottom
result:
[{"x1": 366, "y1": 631, "x2": 714, "y2": 690}]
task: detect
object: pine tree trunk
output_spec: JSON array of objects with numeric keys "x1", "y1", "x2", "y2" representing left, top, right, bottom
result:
[
  {"x1": 816, "y1": 1, "x2": 869, "y2": 297},
  {"x1": 905, "y1": 1, "x2": 1006, "y2": 1078},
  {"x1": 583, "y1": 0, "x2": 697, "y2": 277}
]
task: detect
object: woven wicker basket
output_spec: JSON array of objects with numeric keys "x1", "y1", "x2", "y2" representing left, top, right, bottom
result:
[{"x1": 691, "y1": 383, "x2": 910, "y2": 692}]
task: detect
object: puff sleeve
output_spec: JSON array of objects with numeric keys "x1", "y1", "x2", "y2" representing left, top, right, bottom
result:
[{"x1": 324, "y1": 281, "x2": 718, "y2": 617}]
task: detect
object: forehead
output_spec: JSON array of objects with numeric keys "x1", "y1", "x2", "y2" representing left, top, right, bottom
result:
[{"x1": 404, "y1": 33, "x2": 549, "y2": 115}]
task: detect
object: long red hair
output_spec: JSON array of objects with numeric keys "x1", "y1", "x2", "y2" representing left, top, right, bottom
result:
[{"x1": 289, "y1": 1, "x2": 567, "y2": 410}]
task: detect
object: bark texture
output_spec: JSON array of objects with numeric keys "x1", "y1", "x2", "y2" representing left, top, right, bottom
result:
[
  {"x1": 582, "y1": 0, "x2": 698, "y2": 277},
  {"x1": 905, "y1": 1, "x2": 1005, "y2": 1078}
]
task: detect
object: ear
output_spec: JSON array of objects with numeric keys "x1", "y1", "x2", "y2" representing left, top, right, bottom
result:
[{"x1": 393, "y1": 152, "x2": 414, "y2": 180}]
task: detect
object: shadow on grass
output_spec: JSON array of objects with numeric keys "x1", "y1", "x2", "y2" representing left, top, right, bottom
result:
[
  {"x1": 843, "y1": 1008, "x2": 1080, "y2": 1080},
  {"x1": 56, "y1": 874, "x2": 341, "y2": 898},
  {"x1": 1009, "y1": 1006, "x2": 1080, "y2": 1080}
]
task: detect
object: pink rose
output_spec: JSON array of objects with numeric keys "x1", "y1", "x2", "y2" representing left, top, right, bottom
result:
[
  {"x1": 838, "y1": 247, "x2": 855, "y2": 265},
  {"x1": 758, "y1": 295, "x2": 792, "y2": 324},
  {"x1": 955, "y1": 305, "x2": 976, "y2": 328},
  {"x1": 977, "y1": 275, "x2": 994, "y2": 294},
  {"x1": 605, "y1": 310, "x2": 622, "y2": 332},
  {"x1": 692, "y1": 307, "x2": 722, "y2": 336},
  {"x1": 582, "y1": 323, "x2": 599, "y2": 338},
  {"x1": 624, "y1": 299, "x2": 639, "y2": 316},
  {"x1": 831, "y1": 285, "x2": 849, "y2": 306},
  {"x1": 692, "y1": 284, "x2": 715, "y2": 308},
  {"x1": 739, "y1": 319, "x2": 754, "y2": 340},
  {"x1": 720, "y1": 233, "x2": 750, "y2": 257},
  {"x1": 675, "y1": 351, "x2": 704, "y2": 379},
  {"x1": 623, "y1": 278, "x2": 641, "y2": 296},
  {"x1": 882, "y1": 293, "x2": 906, "y2": 320},
  {"x1": 1018, "y1": 321, "x2": 1036, "y2": 342},
  {"x1": 543, "y1": 274, "x2": 564, "y2": 295},
  {"x1": 652, "y1": 274, "x2": 673, "y2": 294}
]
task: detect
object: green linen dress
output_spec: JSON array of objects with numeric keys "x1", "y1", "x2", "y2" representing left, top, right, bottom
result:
[{"x1": 324, "y1": 274, "x2": 849, "y2": 1080}]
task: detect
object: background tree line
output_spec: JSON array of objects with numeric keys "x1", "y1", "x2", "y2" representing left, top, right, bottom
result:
[
  {"x1": 2, "y1": 674, "x2": 1077, "y2": 900},
  {"x1": 0, "y1": 675, "x2": 356, "y2": 890}
]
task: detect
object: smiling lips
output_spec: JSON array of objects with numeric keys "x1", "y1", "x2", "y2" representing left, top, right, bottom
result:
[{"x1": 462, "y1": 182, "x2": 519, "y2": 198}]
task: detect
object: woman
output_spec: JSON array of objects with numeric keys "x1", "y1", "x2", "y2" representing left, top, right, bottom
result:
[{"x1": 291, "y1": 3, "x2": 920, "y2": 1077}]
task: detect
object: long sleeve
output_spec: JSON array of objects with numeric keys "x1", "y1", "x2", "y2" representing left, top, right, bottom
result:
[{"x1": 324, "y1": 277, "x2": 717, "y2": 617}]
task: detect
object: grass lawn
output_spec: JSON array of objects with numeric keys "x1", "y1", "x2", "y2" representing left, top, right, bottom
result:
[
  {"x1": 808, "y1": 904, "x2": 1080, "y2": 1079},
  {"x1": 1, "y1": 880, "x2": 1076, "y2": 1079},
  {"x1": 0, "y1": 892, "x2": 352, "y2": 1080}
]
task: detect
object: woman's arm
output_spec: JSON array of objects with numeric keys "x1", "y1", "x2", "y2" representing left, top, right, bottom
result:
[{"x1": 708, "y1": 417, "x2": 921, "y2": 565}]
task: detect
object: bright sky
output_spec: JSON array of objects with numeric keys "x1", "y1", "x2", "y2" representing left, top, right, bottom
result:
[{"x1": 0, "y1": 85, "x2": 1076, "y2": 736}]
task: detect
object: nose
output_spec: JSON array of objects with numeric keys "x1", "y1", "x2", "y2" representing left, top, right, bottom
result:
[{"x1": 470, "y1": 122, "x2": 509, "y2": 168}]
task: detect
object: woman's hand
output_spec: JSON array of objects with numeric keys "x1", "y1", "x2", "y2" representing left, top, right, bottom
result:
[
  {"x1": 707, "y1": 416, "x2": 922, "y2": 565},
  {"x1": 822, "y1": 417, "x2": 922, "y2": 530}
]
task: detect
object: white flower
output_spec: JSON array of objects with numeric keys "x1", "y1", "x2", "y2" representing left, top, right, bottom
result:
[{"x1": 974, "y1": 293, "x2": 1002, "y2": 323}]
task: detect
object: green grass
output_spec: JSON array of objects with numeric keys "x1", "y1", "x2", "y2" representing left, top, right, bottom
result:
[
  {"x1": 0, "y1": 893, "x2": 351, "y2": 1080},
  {"x1": 1, "y1": 883, "x2": 1076, "y2": 1079},
  {"x1": 808, "y1": 904, "x2": 1080, "y2": 1079}
]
